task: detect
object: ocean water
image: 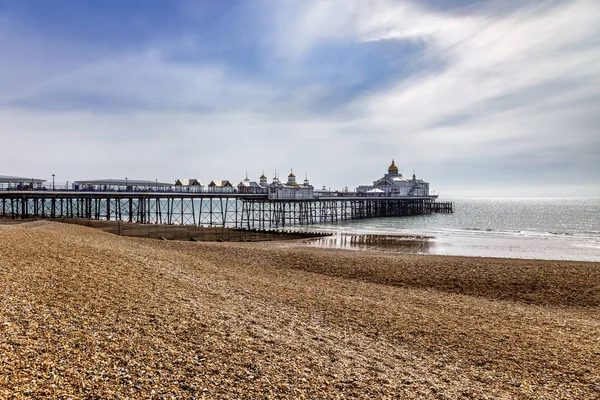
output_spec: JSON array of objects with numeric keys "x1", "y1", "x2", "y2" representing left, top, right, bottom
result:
[{"x1": 297, "y1": 198, "x2": 600, "y2": 262}]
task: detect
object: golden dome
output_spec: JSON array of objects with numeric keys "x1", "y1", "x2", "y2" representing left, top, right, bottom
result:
[
  {"x1": 288, "y1": 172, "x2": 296, "y2": 178},
  {"x1": 388, "y1": 159, "x2": 398, "y2": 172},
  {"x1": 260, "y1": 174, "x2": 267, "y2": 179}
]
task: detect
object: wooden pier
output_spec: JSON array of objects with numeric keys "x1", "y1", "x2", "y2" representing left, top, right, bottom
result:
[{"x1": 0, "y1": 191, "x2": 453, "y2": 228}]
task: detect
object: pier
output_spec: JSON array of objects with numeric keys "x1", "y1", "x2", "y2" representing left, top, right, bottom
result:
[
  {"x1": 0, "y1": 191, "x2": 452, "y2": 228},
  {"x1": 0, "y1": 160, "x2": 454, "y2": 228}
]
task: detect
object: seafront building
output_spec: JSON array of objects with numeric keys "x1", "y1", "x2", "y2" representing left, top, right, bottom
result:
[{"x1": 356, "y1": 160, "x2": 430, "y2": 197}]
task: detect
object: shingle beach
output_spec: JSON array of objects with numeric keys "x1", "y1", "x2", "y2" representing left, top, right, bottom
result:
[{"x1": 1, "y1": 221, "x2": 598, "y2": 398}]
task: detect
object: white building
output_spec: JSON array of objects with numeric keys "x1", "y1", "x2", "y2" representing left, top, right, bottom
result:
[
  {"x1": 174, "y1": 179, "x2": 204, "y2": 192},
  {"x1": 237, "y1": 173, "x2": 268, "y2": 194},
  {"x1": 208, "y1": 180, "x2": 234, "y2": 193},
  {"x1": 0, "y1": 175, "x2": 46, "y2": 190},
  {"x1": 73, "y1": 179, "x2": 172, "y2": 192},
  {"x1": 356, "y1": 160, "x2": 430, "y2": 197},
  {"x1": 268, "y1": 171, "x2": 314, "y2": 200}
]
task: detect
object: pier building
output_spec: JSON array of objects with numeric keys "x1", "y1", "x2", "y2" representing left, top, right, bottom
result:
[
  {"x1": 174, "y1": 179, "x2": 204, "y2": 192},
  {"x1": 268, "y1": 171, "x2": 314, "y2": 200},
  {"x1": 237, "y1": 173, "x2": 268, "y2": 194},
  {"x1": 208, "y1": 180, "x2": 234, "y2": 193},
  {"x1": 73, "y1": 179, "x2": 172, "y2": 192},
  {"x1": 0, "y1": 175, "x2": 46, "y2": 190},
  {"x1": 356, "y1": 160, "x2": 430, "y2": 197}
]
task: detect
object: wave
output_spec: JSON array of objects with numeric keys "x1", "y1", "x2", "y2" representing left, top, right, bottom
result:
[
  {"x1": 581, "y1": 230, "x2": 600, "y2": 236},
  {"x1": 301, "y1": 222, "x2": 600, "y2": 241},
  {"x1": 430, "y1": 227, "x2": 600, "y2": 240}
]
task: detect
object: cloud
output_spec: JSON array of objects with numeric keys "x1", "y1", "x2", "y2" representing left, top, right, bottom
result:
[
  {"x1": 340, "y1": 0, "x2": 600, "y2": 191},
  {"x1": 0, "y1": 0, "x2": 599, "y2": 196},
  {"x1": 5, "y1": 51, "x2": 277, "y2": 114}
]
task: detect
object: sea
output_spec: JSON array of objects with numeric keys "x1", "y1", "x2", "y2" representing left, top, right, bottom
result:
[{"x1": 294, "y1": 198, "x2": 600, "y2": 262}]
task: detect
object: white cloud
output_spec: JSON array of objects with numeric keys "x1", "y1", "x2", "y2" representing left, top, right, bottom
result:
[{"x1": 356, "y1": 0, "x2": 600, "y2": 118}]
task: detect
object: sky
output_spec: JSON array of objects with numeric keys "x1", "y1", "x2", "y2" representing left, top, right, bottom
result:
[{"x1": 1, "y1": 0, "x2": 599, "y2": 197}]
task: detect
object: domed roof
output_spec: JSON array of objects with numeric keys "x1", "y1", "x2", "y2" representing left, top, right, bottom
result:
[
  {"x1": 288, "y1": 171, "x2": 296, "y2": 178},
  {"x1": 260, "y1": 173, "x2": 267, "y2": 179},
  {"x1": 388, "y1": 159, "x2": 399, "y2": 172}
]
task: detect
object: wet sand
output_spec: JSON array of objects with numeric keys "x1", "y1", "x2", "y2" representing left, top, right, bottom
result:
[
  {"x1": 1, "y1": 221, "x2": 599, "y2": 398},
  {"x1": 300, "y1": 233, "x2": 436, "y2": 255},
  {"x1": 300, "y1": 231, "x2": 600, "y2": 262}
]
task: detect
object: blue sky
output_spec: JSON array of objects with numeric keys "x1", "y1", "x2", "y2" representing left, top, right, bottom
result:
[{"x1": 1, "y1": 0, "x2": 599, "y2": 196}]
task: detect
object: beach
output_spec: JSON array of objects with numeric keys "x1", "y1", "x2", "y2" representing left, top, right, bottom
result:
[{"x1": 1, "y1": 221, "x2": 599, "y2": 398}]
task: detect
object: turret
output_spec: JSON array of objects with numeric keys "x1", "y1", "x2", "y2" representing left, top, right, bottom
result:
[
  {"x1": 388, "y1": 159, "x2": 399, "y2": 175},
  {"x1": 259, "y1": 171, "x2": 268, "y2": 186},
  {"x1": 287, "y1": 169, "x2": 297, "y2": 186}
]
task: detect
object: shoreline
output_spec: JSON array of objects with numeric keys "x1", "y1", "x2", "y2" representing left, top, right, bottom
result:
[
  {"x1": 3, "y1": 218, "x2": 598, "y2": 262},
  {"x1": 1, "y1": 221, "x2": 599, "y2": 398},
  {"x1": 288, "y1": 230, "x2": 600, "y2": 263}
]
